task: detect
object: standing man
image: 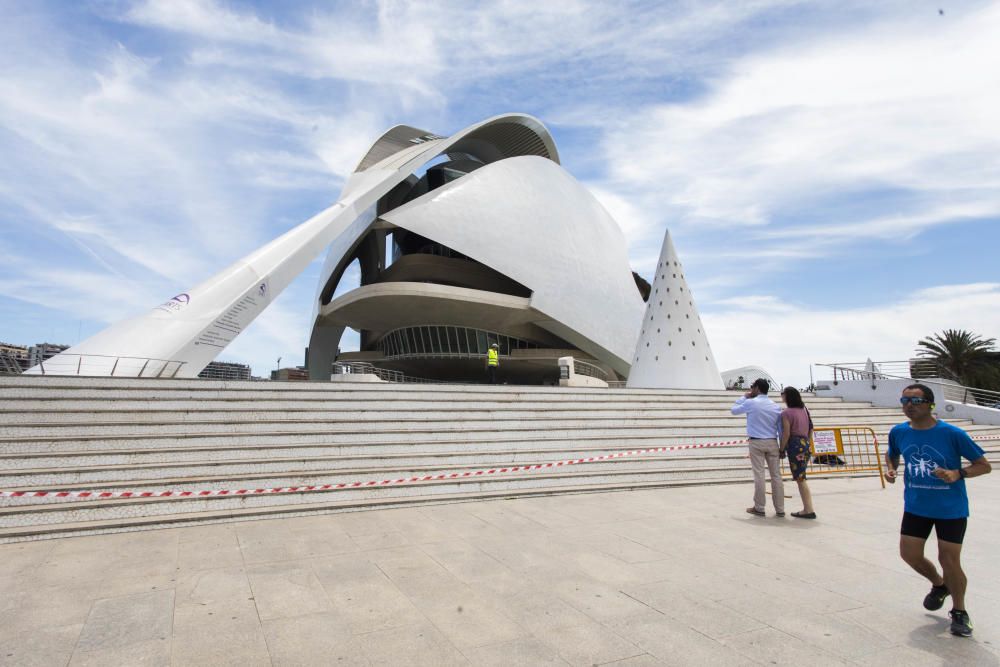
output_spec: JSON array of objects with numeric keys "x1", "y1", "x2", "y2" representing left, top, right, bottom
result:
[
  {"x1": 486, "y1": 342, "x2": 499, "y2": 384},
  {"x1": 731, "y1": 378, "x2": 784, "y2": 517},
  {"x1": 886, "y1": 383, "x2": 991, "y2": 637}
]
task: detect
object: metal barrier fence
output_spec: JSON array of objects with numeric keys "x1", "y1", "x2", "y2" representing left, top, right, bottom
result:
[{"x1": 781, "y1": 426, "x2": 886, "y2": 488}]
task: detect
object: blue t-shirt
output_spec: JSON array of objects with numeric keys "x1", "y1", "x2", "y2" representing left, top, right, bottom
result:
[{"x1": 887, "y1": 421, "x2": 986, "y2": 519}]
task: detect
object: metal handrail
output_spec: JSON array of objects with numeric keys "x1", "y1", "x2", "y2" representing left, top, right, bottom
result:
[
  {"x1": 381, "y1": 351, "x2": 495, "y2": 362},
  {"x1": 32, "y1": 354, "x2": 186, "y2": 378},
  {"x1": 817, "y1": 360, "x2": 959, "y2": 383},
  {"x1": 572, "y1": 359, "x2": 609, "y2": 382},
  {"x1": 0, "y1": 353, "x2": 24, "y2": 376},
  {"x1": 958, "y1": 385, "x2": 1000, "y2": 409},
  {"x1": 332, "y1": 361, "x2": 457, "y2": 384},
  {"x1": 815, "y1": 361, "x2": 1000, "y2": 408}
]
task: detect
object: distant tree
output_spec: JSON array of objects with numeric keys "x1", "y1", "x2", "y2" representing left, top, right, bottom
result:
[{"x1": 916, "y1": 329, "x2": 1000, "y2": 390}]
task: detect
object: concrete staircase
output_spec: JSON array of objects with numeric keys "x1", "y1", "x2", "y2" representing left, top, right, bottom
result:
[{"x1": 2, "y1": 376, "x2": 998, "y2": 542}]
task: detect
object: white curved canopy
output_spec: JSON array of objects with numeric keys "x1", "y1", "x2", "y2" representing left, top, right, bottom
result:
[
  {"x1": 375, "y1": 156, "x2": 643, "y2": 374},
  {"x1": 31, "y1": 114, "x2": 559, "y2": 377}
]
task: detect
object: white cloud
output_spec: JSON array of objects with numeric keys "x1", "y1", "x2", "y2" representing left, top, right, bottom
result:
[
  {"x1": 596, "y1": 2, "x2": 1000, "y2": 244},
  {"x1": 706, "y1": 283, "x2": 1000, "y2": 388}
]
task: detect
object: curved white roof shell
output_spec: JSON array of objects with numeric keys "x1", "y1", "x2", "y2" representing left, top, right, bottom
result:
[
  {"x1": 721, "y1": 365, "x2": 781, "y2": 391},
  {"x1": 32, "y1": 113, "x2": 642, "y2": 379},
  {"x1": 373, "y1": 156, "x2": 642, "y2": 373}
]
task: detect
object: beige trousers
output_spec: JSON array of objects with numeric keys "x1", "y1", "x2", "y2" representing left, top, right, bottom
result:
[{"x1": 748, "y1": 438, "x2": 785, "y2": 513}]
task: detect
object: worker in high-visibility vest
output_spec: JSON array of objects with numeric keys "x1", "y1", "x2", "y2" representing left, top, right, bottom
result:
[{"x1": 486, "y1": 342, "x2": 499, "y2": 384}]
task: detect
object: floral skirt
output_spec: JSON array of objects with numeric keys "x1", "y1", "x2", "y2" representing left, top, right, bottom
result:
[{"x1": 787, "y1": 436, "x2": 811, "y2": 481}]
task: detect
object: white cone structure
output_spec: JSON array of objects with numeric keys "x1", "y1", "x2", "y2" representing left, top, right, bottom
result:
[{"x1": 626, "y1": 229, "x2": 724, "y2": 389}]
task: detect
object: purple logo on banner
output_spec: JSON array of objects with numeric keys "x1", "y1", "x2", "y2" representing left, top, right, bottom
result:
[{"x1": 155, "y1": 292, "x2": 191, "y2": 314}]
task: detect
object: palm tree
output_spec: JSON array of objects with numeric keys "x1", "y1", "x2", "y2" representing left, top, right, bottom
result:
[{"x1": 916, "y1": 330, "x2": 998, "y2": 389}]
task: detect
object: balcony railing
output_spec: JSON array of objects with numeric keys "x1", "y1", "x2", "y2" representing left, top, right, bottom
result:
[{"x1": 27, "y1": 354, "x2": 186, "y2": 378}]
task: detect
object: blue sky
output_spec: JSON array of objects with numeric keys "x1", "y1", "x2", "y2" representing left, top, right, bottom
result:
[{"x1": 1, "y1": 0, "x2": 998, "y2": 386}]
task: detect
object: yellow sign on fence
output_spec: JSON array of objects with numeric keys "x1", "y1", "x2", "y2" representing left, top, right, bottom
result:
[{"x1": 782, "y1": 426, "x2": 886, "y2": 488}]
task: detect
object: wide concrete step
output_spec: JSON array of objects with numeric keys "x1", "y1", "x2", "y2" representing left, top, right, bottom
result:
[
  {"x1": 0, "y1": 463, "x2": 893, "y2": 538},
  {"x1": 0, "y1": 377, "x2": 803, "y2": 397},
  {"x1": 0, "y1": 406, "x2": 904, "y2": 425},
  {"x1": 0, "y1": 476, "x2": 777, "y2": 542},
  {"x1": 0, "y1": 414, "x2": 955, "y2": 439},
  {"x1": 1, "y1": 376, "x2": 993, "y2": 541},
  {"x1": 0, "y1": 391, "x2": 856, "y2": 405},
  {"x1": 0, "y1": 429, "x2": 754, "y2": 455},
  {"x1": 0, "y1": 466, "x2": 767, "y2": 529},
  {"x1": 6, "y1": 420, "x2": 987, "y2": 455},
  {"x1": 0, "y1": 437, "x2": 751, "y2": 468},
  {"x1": 0, "y1": 425, "x2": 1000, "y2": 467},
  {"x1": 0, "y1": 448, "x2": 759, "y2": 488},
  {"x1": 0, "y1": 444, "x2": 761, "y2": 486},
  {"x1": 3, "y1": 436, "x2": 995, "y2": 472}
]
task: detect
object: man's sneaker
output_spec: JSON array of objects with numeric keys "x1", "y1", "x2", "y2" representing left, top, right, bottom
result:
[
  {"x1": 950, "y1": 609, "x2": 973, "y2": 637},
  {"x1": 923, "y1": 584, "x2": 949, "y2": 611}
]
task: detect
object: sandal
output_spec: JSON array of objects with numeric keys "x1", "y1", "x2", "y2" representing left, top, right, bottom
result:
[
  {"x1": 791, "y1": 511, "x2": 817, "y2": 519},
  {"x1": 746, "y1": 507, "x2": 765, "y2": 516}
]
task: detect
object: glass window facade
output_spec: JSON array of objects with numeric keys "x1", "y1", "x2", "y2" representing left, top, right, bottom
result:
[{"x1": 378, "y1": 326, "x2": 539, "y2": 358}]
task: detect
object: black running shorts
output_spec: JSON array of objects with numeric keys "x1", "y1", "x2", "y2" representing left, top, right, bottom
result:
[{"x1": 900, "y1": 511, "x2": 968, "y2": 544}]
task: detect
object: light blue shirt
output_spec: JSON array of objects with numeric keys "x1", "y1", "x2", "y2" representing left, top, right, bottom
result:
[{"x1": 731, "y1": 395, "x2": 781, "y2": 439}]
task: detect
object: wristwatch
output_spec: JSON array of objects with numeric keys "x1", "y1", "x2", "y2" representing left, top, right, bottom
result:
[{"x1": 959, "y1": 468, "x2": 968, "y2": 479}]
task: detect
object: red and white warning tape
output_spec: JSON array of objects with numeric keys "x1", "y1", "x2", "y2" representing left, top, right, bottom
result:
[
  {"x1": 1, "y1": 433, "x2": 996, "y2": 503},
  {"x1": 0, "y1": 437, "x2": 750, "y2": 502}
]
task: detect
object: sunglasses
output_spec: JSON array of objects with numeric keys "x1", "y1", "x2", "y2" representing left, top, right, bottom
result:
[{"x1": 899, "y1": 397, "x2": 931, "y2": 405}]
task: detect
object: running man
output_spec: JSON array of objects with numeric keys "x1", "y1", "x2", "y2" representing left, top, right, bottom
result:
[{"x1": 886, "y1": 383, "x2": 992, "y2": 637}]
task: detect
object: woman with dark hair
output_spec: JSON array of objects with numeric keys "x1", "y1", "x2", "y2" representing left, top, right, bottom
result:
[{"x1": 780, "y1": 387, "x2": 817, "y2": 519}]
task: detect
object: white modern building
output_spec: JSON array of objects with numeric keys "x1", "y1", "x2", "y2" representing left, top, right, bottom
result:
[
  {"x1": 307, "y1": 116, "x2": 646, "y2": 383},
  {"x1": 30, "y1": 114, "x2": 653, "y2": 383}
]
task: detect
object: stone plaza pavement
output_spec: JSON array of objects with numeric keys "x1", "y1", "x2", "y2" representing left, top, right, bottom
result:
[{"x1": 1, "y1": 476, "x2": 998, "y2": 666}]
